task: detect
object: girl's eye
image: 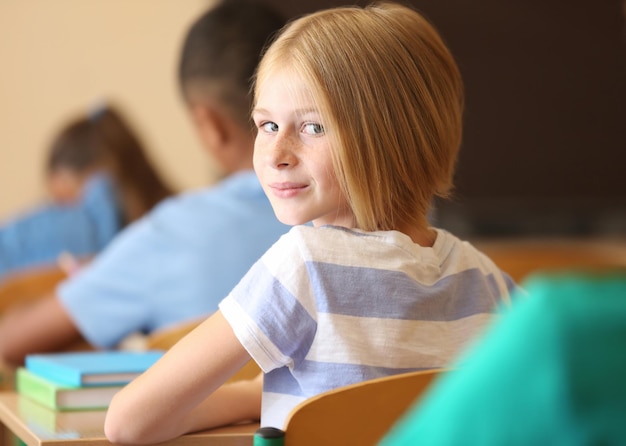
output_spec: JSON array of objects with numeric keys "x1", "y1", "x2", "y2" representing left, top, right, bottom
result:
[
  {"x1": 302, "y1": 123, "x2": 325, "y2": 136},
  {"x1": 261, "y1": 122, "x2": 278, "y2": 133}
]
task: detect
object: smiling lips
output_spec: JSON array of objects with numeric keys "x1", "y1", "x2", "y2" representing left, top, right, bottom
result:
[{"x1": 268, "y1": 182, "x2": 308, "y2": 198}]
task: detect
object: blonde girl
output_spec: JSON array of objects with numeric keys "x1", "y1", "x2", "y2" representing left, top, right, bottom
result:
[{"x1": 105, "y1": 3, "x2": 515, "y2": 443}]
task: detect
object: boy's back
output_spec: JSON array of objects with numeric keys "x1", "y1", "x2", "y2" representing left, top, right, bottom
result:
[
  {"x1": 0, "y1": 0, "x2": 288, "y2": 365},
  {"x1": 58, "y1": 172, "x2": 288, "y2": 348}
]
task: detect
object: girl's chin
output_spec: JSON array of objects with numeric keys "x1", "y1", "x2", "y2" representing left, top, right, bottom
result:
[{"x1": 275, "y1": 214, "x2": 309, "y2": 227}]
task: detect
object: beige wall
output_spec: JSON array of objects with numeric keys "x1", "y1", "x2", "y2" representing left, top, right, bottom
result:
[{"x1": 0, "y1": 0, "x2": 220, "y2": 220}]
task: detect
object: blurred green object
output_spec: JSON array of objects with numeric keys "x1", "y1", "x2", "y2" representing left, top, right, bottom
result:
[
  {"x1": 254, "y1": 427, "x2": 284, "y2": 446},
  {"x1": 381, "y1": 270, "x2": 626, "y2": 446}
]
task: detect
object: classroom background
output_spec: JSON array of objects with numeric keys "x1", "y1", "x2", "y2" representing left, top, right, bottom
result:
[
  {"x1": 2, "y1": 0, "x2": 626, "y2": 238},
  {"x1": 0, "y1": 0, "x2": 219, "y2": 221}
]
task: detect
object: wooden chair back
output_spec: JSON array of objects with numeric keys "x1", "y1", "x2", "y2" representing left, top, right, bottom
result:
[
  {"x1": 258, "y1": 369, "x2": 441, "y2": 446},
  {"x1": 0, "y1": 267, "x2": 87, "y2": 392},
  {"x1": 144, "y1": 319, "x2": 204, "y2": 351},
  {"x1": 0, "y1": 266, "x2": 67, "y2": 314}
]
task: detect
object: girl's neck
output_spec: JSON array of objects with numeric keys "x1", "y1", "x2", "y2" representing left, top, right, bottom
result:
[{"x1": 398, "y1": 222, "x2": 437, "y2": 247}]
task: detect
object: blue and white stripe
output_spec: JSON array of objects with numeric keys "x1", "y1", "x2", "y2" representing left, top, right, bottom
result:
[{"x1": 220, "y1": 225, "x2": 516, "y2": 428}]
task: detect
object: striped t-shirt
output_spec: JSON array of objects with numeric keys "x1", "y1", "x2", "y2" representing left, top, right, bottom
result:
[{"x1": 219, "y1": 225, "x2": 516, "y2": 428}]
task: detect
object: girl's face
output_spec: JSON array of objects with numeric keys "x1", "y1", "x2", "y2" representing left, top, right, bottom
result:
[
  {"x1": 47, "y1": 167, "x2": 86, "y2": 205},
  {"x1": 252, "y1": 70, "x2": 353, "y2": 228}
]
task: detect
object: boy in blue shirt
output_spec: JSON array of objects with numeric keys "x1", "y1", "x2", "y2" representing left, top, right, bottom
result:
[{"x1": 0, "y1": 0, "x2": 288, "y2": 365}]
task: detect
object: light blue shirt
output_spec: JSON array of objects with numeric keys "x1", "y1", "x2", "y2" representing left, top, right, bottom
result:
[
  {"x1": 0, "y1": 174, "x2": 121, "y2": 278},
  {"x1": 58, "y1": 171, "x2": 290, "y2": 349}
]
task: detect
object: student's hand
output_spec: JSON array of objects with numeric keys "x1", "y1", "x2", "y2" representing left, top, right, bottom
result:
[{"x1": 57, "y1": 252, "x2": 91, "y2": 276}]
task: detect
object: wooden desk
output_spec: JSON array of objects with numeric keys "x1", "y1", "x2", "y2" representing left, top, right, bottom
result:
[{"x1": 0, "y1": 392, "x2": 257, "y2": 446}]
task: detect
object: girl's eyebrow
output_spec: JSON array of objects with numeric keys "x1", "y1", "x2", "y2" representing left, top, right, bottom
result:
[
  {"x1": 252, "y1": 106, "x2": 319, "y2": 116},
  {"x1": 251, "y1": 107, "x2": 269, "y2": 116},
  {"x1": 296, "y1": 108, "x2": 320, "y2": 117}
]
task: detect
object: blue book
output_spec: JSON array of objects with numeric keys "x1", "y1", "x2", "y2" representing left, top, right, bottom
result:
[{"x1": 25, "y1": 350, "x2": 164, "y2": 387}]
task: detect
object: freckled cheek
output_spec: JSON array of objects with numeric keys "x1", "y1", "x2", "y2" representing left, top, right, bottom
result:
[
  {"x1": 252, "y1": 142, "x2": 267, "y2": 173},
  {"x1": 252, "y1": 151, "x2": 261, "y2": 172}
]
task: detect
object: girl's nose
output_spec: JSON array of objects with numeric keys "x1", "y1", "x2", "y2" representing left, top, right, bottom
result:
[{"x1": 268, "y1": 134, "x2": 297, "y2": 169}]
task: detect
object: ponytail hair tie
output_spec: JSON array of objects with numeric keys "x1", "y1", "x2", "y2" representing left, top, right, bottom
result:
[{"x1": 89, "y1": 100, "x2": 108, "y2": 122}]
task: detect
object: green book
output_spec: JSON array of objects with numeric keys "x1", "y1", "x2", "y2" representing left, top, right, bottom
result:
[
  {"x1": 16, "y1": 367, "x2": 124, "y2": 411},
  {"x1": 17, "y1": 394, "x2": 106, "y2": 435}
]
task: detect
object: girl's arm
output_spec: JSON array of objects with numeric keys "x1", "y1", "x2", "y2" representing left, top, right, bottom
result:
[{"x1": 104, "y1": 310, "x2": 260, "y2": 445}]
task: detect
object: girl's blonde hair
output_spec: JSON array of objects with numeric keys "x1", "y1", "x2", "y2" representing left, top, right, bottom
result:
[{"x1": 254, "y1": 2, "x2": 464, "y2": 232}]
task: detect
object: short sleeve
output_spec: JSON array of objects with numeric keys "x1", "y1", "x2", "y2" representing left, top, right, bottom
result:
[{"x1": 220, "y1": 228, "x2": 318, "y2": 372}]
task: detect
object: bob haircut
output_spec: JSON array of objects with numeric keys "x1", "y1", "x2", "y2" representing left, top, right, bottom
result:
[{"x1": 254, "y1": 2, "x2": 464, "y2": 232}]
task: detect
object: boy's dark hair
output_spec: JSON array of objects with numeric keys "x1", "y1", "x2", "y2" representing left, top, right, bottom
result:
[{"x1": 178, "y1": 0, "x2": 286, "y2": 126}]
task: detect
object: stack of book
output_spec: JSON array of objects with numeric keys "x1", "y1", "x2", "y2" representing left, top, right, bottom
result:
[{"x1": 16, "y1": 350, "x2": 163, "y2": 411}]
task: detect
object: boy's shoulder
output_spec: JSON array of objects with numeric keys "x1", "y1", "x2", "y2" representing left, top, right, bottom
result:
[{"x1": 147, "y1": 173, "x2": 266, "y2": 223}]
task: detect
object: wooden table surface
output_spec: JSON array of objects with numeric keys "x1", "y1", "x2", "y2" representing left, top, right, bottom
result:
[{"x1": 0, "y1": 392, "x2": 257, "y2": 446}]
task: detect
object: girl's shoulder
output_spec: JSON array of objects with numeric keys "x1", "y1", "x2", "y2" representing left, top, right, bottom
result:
[
  {"x1": 281, "y1": 224, "x2": 385, "y2": 248},
  {"x1": 263, "y1": 225, "x2": 364, "y2": 265},
  {"x1": 272, "y1": 225, "x2": 431, "y2": 267}
]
